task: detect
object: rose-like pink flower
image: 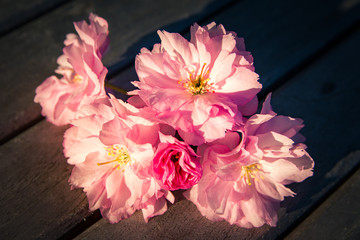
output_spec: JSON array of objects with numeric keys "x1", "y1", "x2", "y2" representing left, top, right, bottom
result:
[
  {"x1": 64, "y1": 95, "x2": 174, "y2": 223},
  {"x1": 131, "y1": 22, "x2": 261, "y2": 145},
  {"x1": 184, "y1": 94, "x2": 314, "y2": 228},
  {"x1": 34, "y1": 13, "x2": 109, "y2": 126},
  {"x1": 152, "y1": 133, "x2": 202, "y2": 190}
]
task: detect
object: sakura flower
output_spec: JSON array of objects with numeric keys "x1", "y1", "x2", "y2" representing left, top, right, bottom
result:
[
  {"x1": 72, "y1": 12, "x2": 110, "y2": 58},
  {"x1": 184, "y1": 94, "x2": 314, "y2": 228},
  {"x1": 131, "y1": 22, "x2": 261, "y2": 145},
  {"x1": 34, "y1": 13, "x2": 109, "y2": 126},
  {"x1": 152, "y1": 133, "x2": 202, "y2": 190},
  {"x1": 64, "y1": 95, "x2": 174, "y2": 223}
]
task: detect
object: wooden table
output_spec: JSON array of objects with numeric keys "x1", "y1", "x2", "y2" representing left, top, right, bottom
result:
[{"x1": 1, "y1": 0, "x2": 360, "y2": 239}]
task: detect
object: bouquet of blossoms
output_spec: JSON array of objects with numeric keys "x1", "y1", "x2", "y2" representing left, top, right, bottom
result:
[{"x1": 34, "y1": 14, "x2": 313, "y2": 228}]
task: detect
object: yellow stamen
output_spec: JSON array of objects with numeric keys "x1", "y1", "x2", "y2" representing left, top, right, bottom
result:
[
  {"x1": 179, "y1": 63, "x2": 215, "y2": 95},
  {"x1": 171, "y1": 152, "x2": 181, "y2": 162},
  {"x1": 241, "y1": 163, "x2": 262, "y2": 186},
  {"x1": 71, "y1": 74, "x2": 83, "y2": 84},
  {"x1": 97, "y1": 145, "x2": 131, "y2": 171}
]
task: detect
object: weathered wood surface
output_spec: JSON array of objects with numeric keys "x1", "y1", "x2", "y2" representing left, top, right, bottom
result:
[
  {"x1": 0, "y1": 0, "x2": 231, "y2": 144},
  {"x1": 0, "y1": 122, "x2": 90, "y2": 239},
  {"x1": 0, "y1": 0, "x2": 69, "y2": 36},
  {"x1": 261, "y1": 26, "x2": 360, "y2": 240},
  {"x1": 75, "y1": 23, "x2": 360, "y2": 240},
  {"x1": 285, "y1": 151, "x2": 360, "y2": 240}
]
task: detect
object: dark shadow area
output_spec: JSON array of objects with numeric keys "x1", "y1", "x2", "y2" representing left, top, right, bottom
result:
[
  {"x1": 259, "y1": 16, "x2": 360, "y2": 100},
  {"x1": 0, "y1": 114, "x2": 44, "y2": 146},
  {"x1": 277, "y1": 156, "x2": 360, "y2": 240},
  {"x1": 58, "y1": 210, "x2": 102, "y2": 240},
  {"x1": 0, "y1": 0, "x2": 72, "y2": 37}
]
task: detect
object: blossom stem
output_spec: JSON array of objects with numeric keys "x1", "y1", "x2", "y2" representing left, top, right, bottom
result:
[{"x1": 105, "y1": 82, "x2": 127, "y2": 95}]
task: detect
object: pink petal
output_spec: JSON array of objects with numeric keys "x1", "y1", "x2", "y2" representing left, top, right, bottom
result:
[
  {"x1": 158, "y1": 30, "x2": 198, "y2": 66},
  {"x1": 142, "y1": 196, "x2": 168, "y2": 222},
  {"x1": 257, "y1": 131, "x2": 294, "y2": 149}
]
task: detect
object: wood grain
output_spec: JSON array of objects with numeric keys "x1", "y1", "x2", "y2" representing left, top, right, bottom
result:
[
  {"x1": 76, "y1": 17, "x2": 360, "y2": 240},
  {"x1": 0, "y1": 121, "x2": 91, "y2": 239},
  {"x1": 0, "y1": 0, "x2": 231, "y2": 144},
  {"x1": 284, "y1": 151, "x2": 360, "y2": 240},
  {"x1": 0, "y1": 0, "x2": 69, "y2": 36},
  {"x1": 206, "y1": 0, "x2": 360, "y2": 92},
  {"x1": 262, "y1": 25, "x2": 360, "y2": 240}
]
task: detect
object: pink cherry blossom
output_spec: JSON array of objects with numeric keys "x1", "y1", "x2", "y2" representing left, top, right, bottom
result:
[
  {"x1": 131, "y1": 22, "x2": 261, "y2": 145},
  {"x1": 64, "y1": 95, "x2": 174, "y2": 223},
  {"x1": 34, "y1": 13, "x2": 109, "y2": 126},
  {"x1": 73, "y1": 13, "x2": 110, "y2": 58},
  {"x1": 184, "y1": 94, "x2": 314, "y2": 228},
  {"x1": 152, "y1": 133, "x2": 202, "y2": 190}
]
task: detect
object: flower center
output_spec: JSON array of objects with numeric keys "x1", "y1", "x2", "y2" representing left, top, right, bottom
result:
[
  {"x1": 71, "y1": 74, "x2": 83, "y2": 84},
  {"x1": 240, "y1": 163, "x2": 263, "y2": 186},
  {"x1": 179, "y1": 63, "x2": 215, "y2": 95},
  {"x1": 170, "y1": 152, "x2": 181, "y2": 162},
  {"x1": 97, "y1": 144, "x2": 131, "y2": 171}
]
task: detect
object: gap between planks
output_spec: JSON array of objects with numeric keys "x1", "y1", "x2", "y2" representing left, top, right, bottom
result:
[{"x1": 284, "y1": 151, "x2": 360, "y2": 240}]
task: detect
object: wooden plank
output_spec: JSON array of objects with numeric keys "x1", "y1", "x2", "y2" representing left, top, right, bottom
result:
[
  {"x1": 284, "y1": 151, "x2": 360, "y2": 240},
  {"x1": 75, "y1": 17, "x2": 360, "y2": 240},
  {"x1": 0, "y1": 0, "x2": 232, "y2": 144},
  {"x1": 261, "y1": 26, "x2": 360, "y2": 239},
  {"x1": 0, "y1": 0, "x2": 69, "y2": 36},
  {"x1": 224, "y1": 0, "x2": 360, "y2": 92},
  {"x1": 75, "y1": 196, "x2": 271, "y2": 240},
  {"x1": 0, "y1": 121, "x2": 91, "y2": 239}
]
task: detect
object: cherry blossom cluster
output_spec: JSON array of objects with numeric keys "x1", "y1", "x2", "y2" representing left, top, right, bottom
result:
[{"x1": 35, "y1": 14, "x2": 314, "y2": 228}]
